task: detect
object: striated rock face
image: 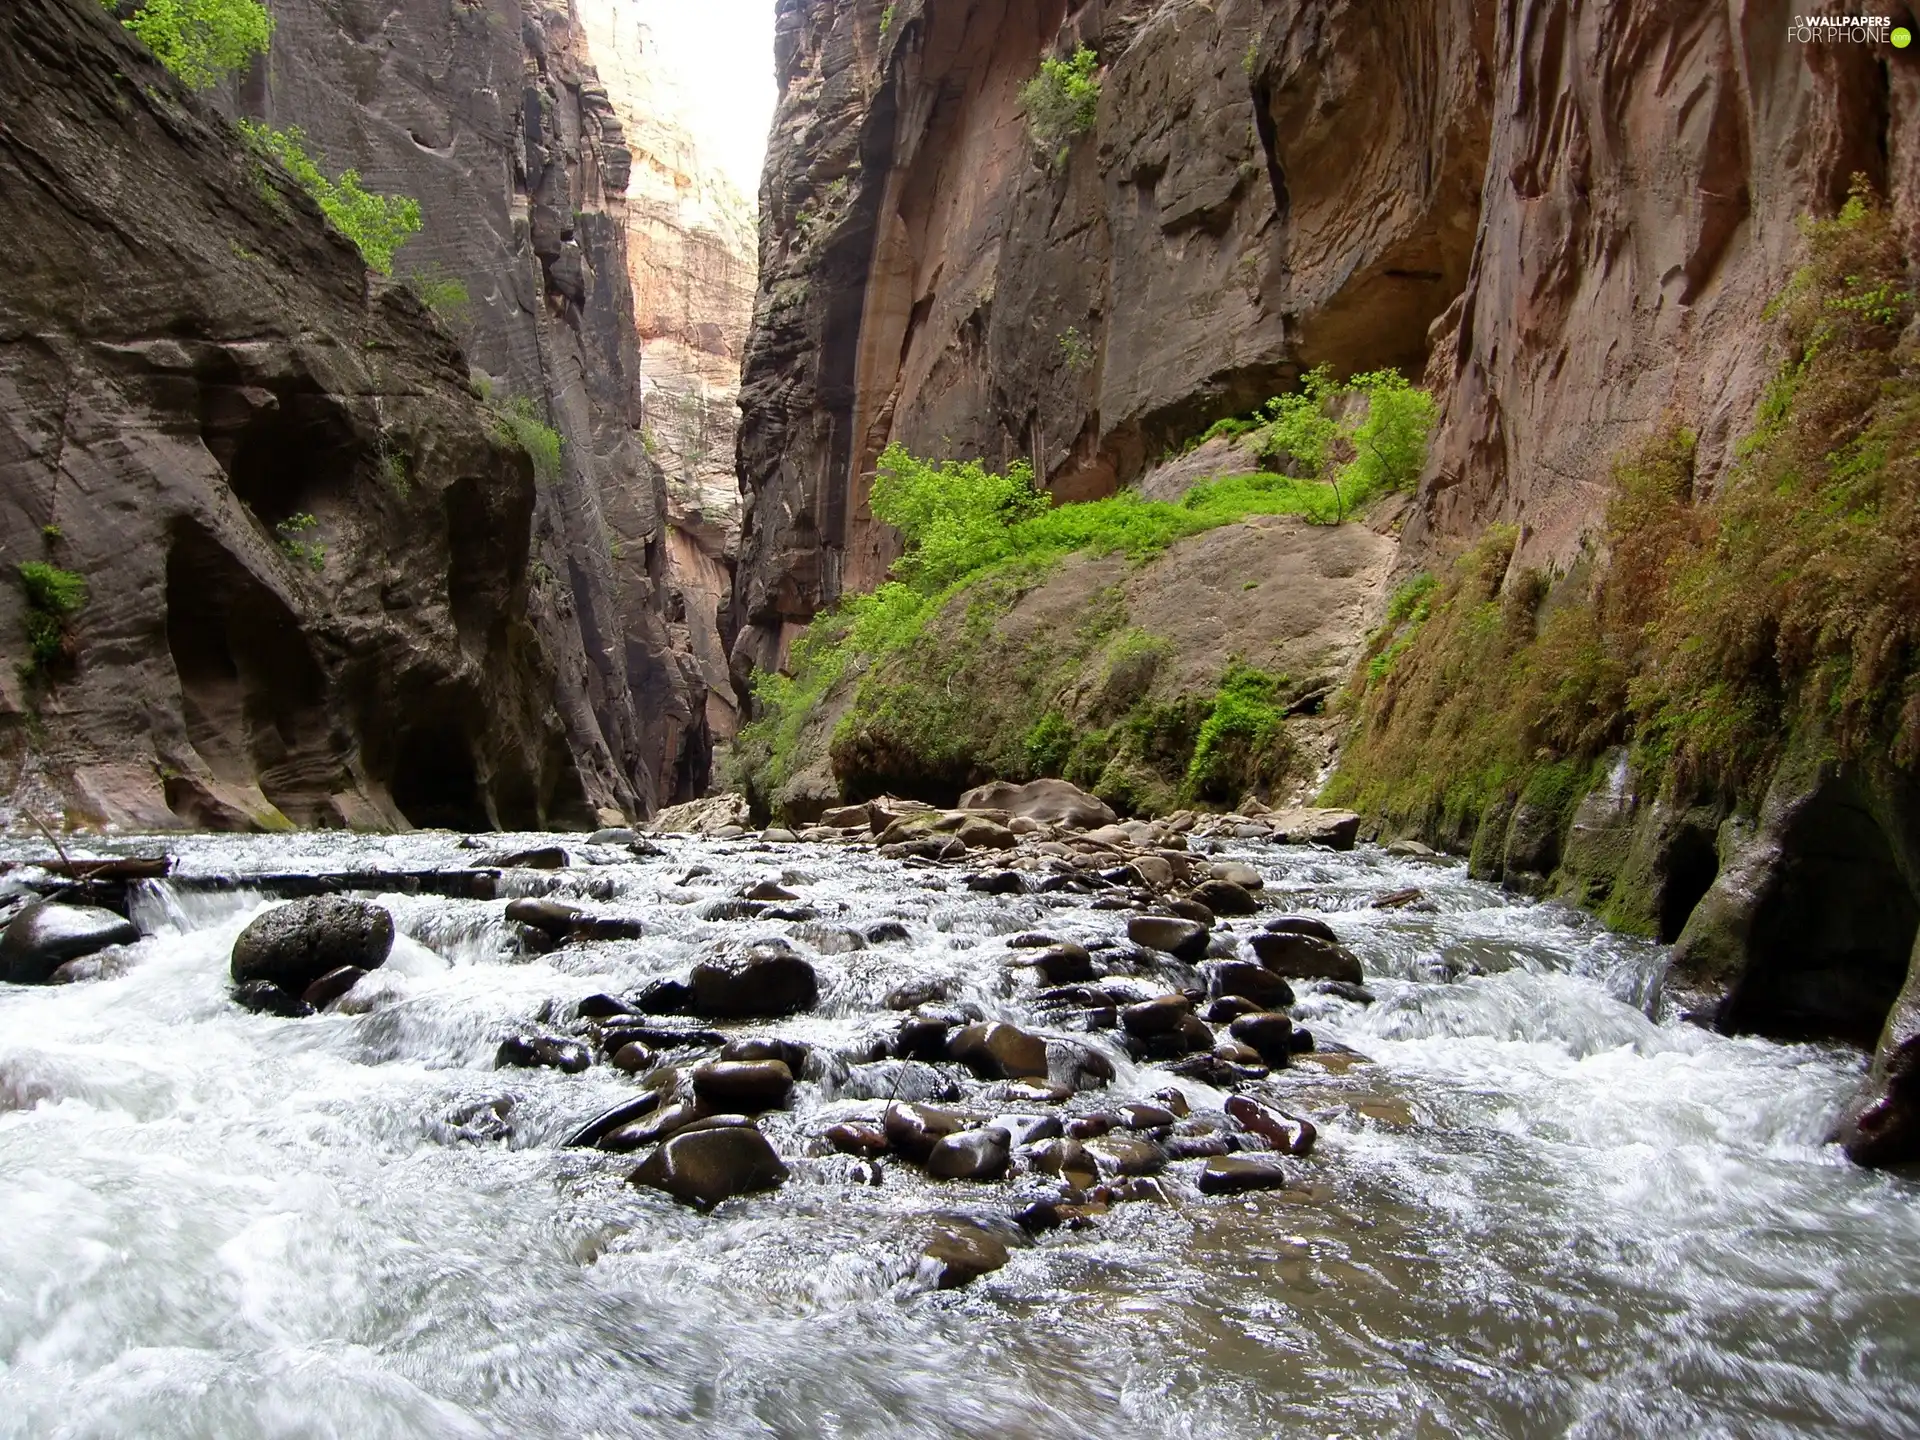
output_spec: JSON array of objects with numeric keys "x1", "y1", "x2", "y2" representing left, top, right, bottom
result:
[
  {"x1": 729, "y1": 0, "x2": 1490, "y2": 687},
  {"x1": 0, "y1": 0, "x2": 593, "y2": 830},
  {"x1": 244, "y1": 0, "x2": 712, "y2": 811},
  {"x1": 573, "y1": 0, "x2": 757, "y2": 747}
]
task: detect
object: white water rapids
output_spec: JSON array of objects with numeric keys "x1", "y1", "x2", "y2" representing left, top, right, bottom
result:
[{"x1": 1, "y1": 832, "x2": 1916, "y2": 1437}]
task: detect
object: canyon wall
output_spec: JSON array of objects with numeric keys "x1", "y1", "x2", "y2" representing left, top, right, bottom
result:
[
  {"x1": 0, "y1": 0, "x2": 593, "y2": 830},
  {"x1": 573, "y1": 0, "x2": 758, "y2": 748},
  {"x1": 244, "y1": 0, "x2": 715, "y2": 810},
  {"x1": 733, "y1": 0, "x2": 1920, "y2": 1152}
]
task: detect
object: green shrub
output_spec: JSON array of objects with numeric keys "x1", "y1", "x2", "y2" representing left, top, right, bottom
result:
[
  {"x1": 237, "y1": 121, "x2": 422, "y2": 275},
  {"x1": 1058, "y1": 326, "x2": 1094, "y2": 372},
  {"x1": 406, "y1": 265, "x2": 472, "y2": 326},
  {"x1": 1185, "y1": 662, "x2": 1290, "y2": 803},
  {"x1": 17, "y1": 562, "x2": 88, "y2": 673},
  {"x1": 880, "y1": 3, "x2": 896, "y2": 37},
  {"x1": 1021, "y1": 46, "x2": 1100, "y2": 152},
  {"x1": 489, "y1": 395, "x2": 563, "y2": 483},
  {"x1": 1260, "y1": 366, "x2": 1434, "y2": 519},
  {"x1": 112, "y1": 0, "x2": 273, "y2": 90},
  {"x1": 275, "y1": 512, "x2": 325, "y2": 571}
]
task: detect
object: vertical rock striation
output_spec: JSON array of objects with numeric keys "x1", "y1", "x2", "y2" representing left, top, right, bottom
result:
[
  {"x1": 0, "y1": 0, "x2": 588, "y2": 830},
  {"x1": 246, "y1": 0, "x2": 711, "y2": 811},
  {"x1": 573, "y1": 0, "x2": 758, "y2": 750}
]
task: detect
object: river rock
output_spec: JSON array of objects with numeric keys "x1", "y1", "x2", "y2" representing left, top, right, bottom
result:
[
  {"x1": 496, "y1": 1035, "x2": 591, "y2": 1073},
  {"x1": 1118, "y1": 1102, "x2": 1180, "y2": 1131},
  {"x1": 300, "y1": 965, "x2": 367, "y2": 1010},
  {"x1": 990, "y1": 1113, "x2": 1063, "y2": 1146},
  {"x1": 1197, "y1": 1154, "x2": 1291, "y2": 1195},
  {"x1": 1021, "y1": 942, "x2": 1094, "y2": 985},
  {"x1": 1205, "y1": 960, "x2": 1296, "y2": 1008},
  {"x1": 1121, "y1": 993, "x2": 1193, "y2": 1038},
  {"x1": 563, "y1": 1093, "x2": 667, "y2": 1148},
  {"x1": 1190, "y1": 879, "x2": 1258, "y2": 916},
  {"x1": 611, "y1": 1042, "x2": 654, "y2": 1073},
  {"x1": 691, "y1": 1059, "x2": 794, "y2": 1112},
  {"x1": 231, "y1": 979, "x2": 315, "y2": 1018},
  {"x1": 925, "y1": 1125, "x2": 1012, "y2": 1180},
  {"x1": 230, "y1": 897, "x2": 393, "y2": 994},
  {"x1": 946, "y1": 1022, "x2": 1048, "y2": 1080},
  {"x1": 631, "y1": 1124, "x2": 788, "y2": 1209},
  {"x1": 721, "y1": 1038, "x2": 810, "y2": 1072},
  {"x1": 958, "y1": 778, "x2": 1116, "y2": 831},
  {"x1": 1, "y1": 901, "x2": 139, "y2": 984},
  {"x1": 865, "y1": 921, "x2": 912, "y2": 944},
  {"x1": 603, "y1": 1100, "x2": 710, "y2": 1151},
  {"x1": 956, "y1": 816, "x2": 1018, "y2": 850},
  {"x1": 1084, "y1": 1134, "x2": 1168, "y2": 1176},
  {"x1": 1208, "y1": 862, "x2": 1264, "y2": 889},
  {"x1": 826, "y1": 1121, "x2": 890, "y2": 1157},
  {"x1": 1027, "y1": 1137, "x2": 1099, "y2": 1188},
  {"x1": 1264, "y1": 915, "x2": 1338, "y2": 943},
  {"x1": 883, "y1": 1102, "x2": 983, "y2": 1163},
  {"x1": 744, "y1": 879, "x2": 799, "y2": 901},
  {"x1": 964, "y1": 871, "x2": 1027, "y2": 895},
  {"x1": 687, "y1": 944, "x2": 819, "y2": 1017},
  {"x1": 1128, "y1": 855, "x2": 1175, "y2": 890},
  {"x1": 922, "y1": 1222, "x2": 1012, "y2": 1288},
  {"x1": 503, "y1": 897, "x2": 581, "y2": 939},
  {"x1": 1228, "y1": 1013, "x2": 1295, "y2": 1066},
  {"x1": 1127, "y1": 915, "x2": 1210, "y2": 959},
  {"x1": 1248, "y1": 931, "x2": 1363, "y2": 983}
]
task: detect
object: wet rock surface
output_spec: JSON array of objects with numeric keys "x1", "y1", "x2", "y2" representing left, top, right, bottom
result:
[
  {"x1": 1, "y1": 902, "x2": 139, "y2": 985},
  {"x1": 230, "y1": 898, "x2": 394, "y2": 995}
]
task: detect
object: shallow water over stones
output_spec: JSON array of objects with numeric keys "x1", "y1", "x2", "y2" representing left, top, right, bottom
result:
[{"x1": 1, "y1": 831, "x2": 1917, "y2": 1437}]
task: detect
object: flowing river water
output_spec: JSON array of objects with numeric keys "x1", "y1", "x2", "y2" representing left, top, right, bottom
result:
[{"x1": 1, "y1": 831, "x2": 1916, "y2": 1438}]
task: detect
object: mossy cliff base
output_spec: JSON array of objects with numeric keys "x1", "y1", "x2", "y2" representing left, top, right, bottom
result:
[
  {"x1": 737, "y1": 514, "x2": 1394, "y2": 826},
  {"x1": 1326, "y1": 190, "x2": 1920, "y2": 1165}
]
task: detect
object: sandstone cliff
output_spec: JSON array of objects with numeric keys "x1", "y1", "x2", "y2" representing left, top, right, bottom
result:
[
  {"x1": 244, "y1": 0, "x2": 712, "y2": 810},
  {"x1": 0, "y1": 0, "x2": 589, "y2": 830},
  {"x1": 574, "y1": 0, "x2": 758, "y2": 749}
]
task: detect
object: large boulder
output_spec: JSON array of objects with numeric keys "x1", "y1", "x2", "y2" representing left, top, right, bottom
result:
[
  {"x1": 230, "y1": 897, "x2": 393, "y2": 994},
  {"x1": 1248, "y1": 931, "x2": 1363, "y2": 983},
  {"x1": 630, "y1": 1124, "x2": 789, "y2": 1209},
  {"x1": 1, "y1": 901, "x2": 139, "y2": 984},
  {"x1": 958, "y1": 778, "x2": 1117, "y2": 831},
  {"x1": 946, "y1": 1022, "x2": 1048, "y2": 1080},
  {"x1": 1127, "y1": 915, "x2": 1210, "y2": 960},
  {"x1": 687, "y1": 943, "x2": 819, "y2": 1018},
  {"x1": 648, "y1": 793, "x2": 751, "y2": 836},
  {"x1": 925, "y1": 1125, "x2": 1012, "y2": 1180}
]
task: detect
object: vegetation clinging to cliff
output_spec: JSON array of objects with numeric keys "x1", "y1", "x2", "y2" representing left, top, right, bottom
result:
[
  {"x1": 108, "y1": 0, "x2": 272, "y2": 90},
  {"x1": 238, "y1": 122, "x2": 422, "y2": 276},
  {"x1": 1022, "y1": 46, "x2": 1100, "y2": 155},
  {"x1": 736, "y1": 412, "x2": 1429, "y2": 808},
  {"x1": 1327, "y1": 180, "x2": 1920, "y2": 856},
  {"x1": 16, "y1": 563, "x2": 88, "y2": 676}
]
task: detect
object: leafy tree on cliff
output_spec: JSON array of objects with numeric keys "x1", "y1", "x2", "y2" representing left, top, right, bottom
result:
[{"x1": 105, "y1": 0, "x2": 273, "y2": 90}]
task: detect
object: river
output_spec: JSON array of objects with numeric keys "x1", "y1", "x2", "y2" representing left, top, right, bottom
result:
[{"x1": 1, "y1": 831, "x2": 1915, "y2": 1438}]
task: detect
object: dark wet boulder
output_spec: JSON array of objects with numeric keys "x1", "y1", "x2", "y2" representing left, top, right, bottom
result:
[
  {"x1": 232, "y1": 979, "x2": 314, "y2": 1018},
  {"x1": 1117, "y1": 1102, "x2": 1180, "y2": 1131},
  {"x1": 1204, "y1": 995, "x2": 1266, "y2": 1024},
  {"x1": 1228, "y1": 1012, "x2": 1295, "y2": 1066},
  {"x1": 964, "y1": 871, "x2": 1027, "y2": 895},
  {"x1": 631, "y1": 1124, "x2": 789, "y2": 1209},
  {"x1": 230, "y1": 898, "x2": 393, "y2": 994},
  {"x1": 1021, "y1": 942, "x2": 1094, "y2": 985},
  {"x1": 602, "y1": 1100, "x2": 711, "y2": 1152},
  {"x1": 925, "y1": 1125, "x2": 1012, "y2": 1180},
  {"x1": 1127, "y1": 915, "x2": 1210, "y2": 960},
  {"x1": 504, "y1": 897, "x2": 581, "y2": 939},
  {"x1": 687, "y1": 944, "x2": 819, "y2": 1018},
  {"x1": 946, "y1": 1022, "x2": 1048, "y2": 1080},
  {"x1": 577, "y1": 993, "x2": 639, "y2": 1020},
  {"x1": 1209, "y1": 862, "x2": 1264, "y2": 889},
  {"x1": 1084, "y1": 1134, "x2": 1168, "y2": 1176},
  {"x1": 1317, "y1": 981, "x2": 1376, "y2": 1005},
  {"x1": 563, "y1": 1093, "x2": 668, "y2": 1148},
  {"x1": 991, "y1": 1113, "x2": 1063, "y2": 1146},
  {"x1": 1291, "y1": 1027, "x2": 1316, "y2": 1054},
  {"x1": 826, "y1": 1121, "x2": 890, "y2": 1157},
  {"x1": 1226, "y1": 1096, "x2": 1316, "y2": 1155},
  {"x1": 481, "y1": 846, "x2": 569, "y2": 870},
  {"x1": 744, "y1": 879, "x2": 800, "y2": 902},
  {"x1": 496, "y1": 1035, "x2": 591, "y2": 1073},
  {"x1": 1264, "y1": 915, "x2": 1338, "y2": 943},
  {"x1": 1248, "y1": 931, "x2": 1363, "y2": 983},
  {"x1": 300, "y1": 966, "x2": 367, "y2": 1011},
  {"x1": 637, "y1": 978, "x2": 695, "y2": 1013},
  {"x1": 721, "y1": 1037, "x2": 810, "y2": 1072},
  {"x1": 1204, "y1": 960, "x2": 1296, "y2": 1008},
  {"x1": 1190, "y1": 880, "x2": 1258, "y2": 916},
  {"x1": 691, "y1": 1059, "x2": 794, "y2": 1112},
  {"x1": 1164, "y1": 1135, "x2": 1233, "y2": 1160},
  {"x1": 703, "y1": 899, "x2": 770, "y2": 922},
  {"x1": 1121, "y1": 993, "x2": 1194, "y2": 1038},
  {"x1": 1165, "y1": 898, "x2": 1215, "y2": 927},
  {"x1": 610, "y1": 1042, "x2": 654, "y2": 1073},
  {"x1": 892, "y1": 1015, "x2": 957, "y2": 1062},
  {"x1": 865, "y1": 921, "x2": 912, "y2": 944},
  {"x1": 1197, "y1": 1154, "x2": 1290, "y2": 1195},
  {"x1": 883, "y1": 1103, "x2": 983, "y2": 1163},
  {"x1": 1027, "y1": 1137, "x2": 1100, "y2": 1188},
  {"x1": 922, "y1": 1222, "x2": 1012, "y2": 1288},
  {"x1": 1, "y1": 901, "x2": 140, "y2": 985}
]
